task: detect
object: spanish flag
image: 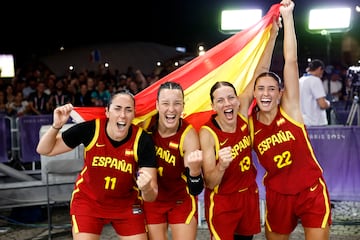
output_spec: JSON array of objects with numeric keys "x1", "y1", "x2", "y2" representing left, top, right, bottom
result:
[{"x1": 71, "y1": 4, "x2": 280, "y2": 131}]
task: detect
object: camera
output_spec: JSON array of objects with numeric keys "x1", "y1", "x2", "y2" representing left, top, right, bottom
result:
[
  {"x1": 346, "y1": 66, "x2": 360, "y2": 102},
  {"x1": 347, "y1": 66, "x2": 360, "y2": 87},
  {"x1": 345, "y1": 66, "x2": 360, "y2": 126}
]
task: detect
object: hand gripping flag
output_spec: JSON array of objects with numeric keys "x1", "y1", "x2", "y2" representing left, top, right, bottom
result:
[{"x1": 71, "y1": 4, "x2": 281, "y2": 130}]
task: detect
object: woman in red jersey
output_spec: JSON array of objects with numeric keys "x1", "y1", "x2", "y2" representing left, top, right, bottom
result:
[
  {"x1": 249, "y1": 1, "x2": 332, "y2": 239},
  {"x1": 199, "y1": 15, "x2": 279, "y2": 240},
  {"x1": 141, "y1": 81, "x2": 204, "y2": 240},
  {"x1": 37, "y1": 90, "x2": 158, "y2": 240}
]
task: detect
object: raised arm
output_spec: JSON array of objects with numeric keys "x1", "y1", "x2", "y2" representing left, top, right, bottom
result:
[
  {"x1": 36, "y1": 103, "x2": 74, "y2": 156},
  {"x1": 279, "y1": 1, "x2": 302, "y2": 122},
  {"x1": 239, "y1": 16, "x2": 280, "y2": 117}
]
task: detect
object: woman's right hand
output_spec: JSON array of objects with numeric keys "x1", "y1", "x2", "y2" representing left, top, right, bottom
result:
[{"x1": 53, "y1": 103, "x2": 73, "y2": 128}]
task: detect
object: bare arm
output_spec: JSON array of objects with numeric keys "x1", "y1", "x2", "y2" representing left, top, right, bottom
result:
[
  {"x1": 238, "y1": 17, "x2": 280, "y2": 116},
  {"x1": 183, "y1": 127, "x2": 204, "y2": 195},
  {"x1": 36, "y1": 103, "x2": 74, "y2": 156},
  {"x1": 199, "y1": 128, "x2": 232, "y2": 189},
  {"x1": 183, "y1": 127, "x2": 202, "y2": 176},
  {"x1": 317, "y1": 97, "x2": 331, "y2": 110},
  {"x1": 279, "y1": 0, "x2": 302, "y2": 122}
]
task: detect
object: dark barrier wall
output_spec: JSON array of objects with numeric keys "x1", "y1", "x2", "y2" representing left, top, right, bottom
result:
[
  {"x1": 308, "y1": 126, "x2": 360, "y2": 201},
  {"x1": 0, "y1": 117, "x2": 9, "y2": 162},
  {"x1": 18, "y1": 115, "x2": 53, "y2": 163},
  {"x1": 255, "y1": 126, "x2": 360, "y2": 202}
]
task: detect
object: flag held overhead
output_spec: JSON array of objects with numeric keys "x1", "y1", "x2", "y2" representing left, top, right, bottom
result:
[{"x1": 71, "y1": 4, "x2": 281, "y2": 131}]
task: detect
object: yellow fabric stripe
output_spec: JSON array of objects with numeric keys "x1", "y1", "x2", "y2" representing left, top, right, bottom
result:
[
  {"x1": 179, "y1": 124, "x2": 193, "y2": 157},
  {"x1": 85, "y1": 118, "x2": 100, "y2": 152},
  {"x1": 320, "y1": 178, "x2": 331, "y2": 228},
  {"x1": 182, "y1": 25, "x2": 271, "y2": 118},
  {"x1": 208, "y1": 191, "x2": 221, "y2": 240},
  {"x1": 201, "y1": 126, "x2": 220, "y2": 160},
  {"x1": 134, "y1": 127, "x2": 142, "y2": 163}
]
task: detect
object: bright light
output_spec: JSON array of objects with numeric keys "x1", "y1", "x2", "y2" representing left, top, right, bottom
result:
[
  {"x1": 221, "y1": 9, "x2": 262, "y2": 34},
  {"x1": 176, "y1": 47, "x2": 186, "y2": 53},
  {"x1": 198, "y1": 50, "x2": 206, "y2": 56},
  {"x1": 0, "y1": 54, "x2": 15, "y2": 78},
  {"x1": 198, "y1": 44, "x2": 206, "y2": 56},
  {"x1": 308, "y1": 7, "x2": 351, "y2": 33}
]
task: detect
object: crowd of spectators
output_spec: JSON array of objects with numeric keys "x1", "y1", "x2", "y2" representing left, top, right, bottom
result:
[
  {"x1": 0, "y1": 59, "x2": 356, "y2": 127},
  {"x1": 0, "y1": 62, "x2": 162, "y2": 119}
]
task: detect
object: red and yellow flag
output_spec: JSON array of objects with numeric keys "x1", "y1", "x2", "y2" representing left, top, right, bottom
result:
[{"x1": 71, "y1": 4, "x2": 280, "y2": 131}]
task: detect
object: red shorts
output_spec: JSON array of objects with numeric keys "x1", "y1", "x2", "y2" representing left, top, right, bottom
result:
[
  {"x1": 265, "y1": 177, "x2": 332, "y2": 234},
  {"x1": 143, "y1": 194, "x2": 198, "y2": 224},
  {"x1": 71, "y1": 204, "x2": 147, "y2": 236},
  {"x1": 205, "y1": 183, "x2": 261, "y2": 239}
]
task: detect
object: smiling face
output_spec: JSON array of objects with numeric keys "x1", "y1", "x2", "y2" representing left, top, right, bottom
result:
[
  {"x1": 211, "y1": 85, "x2": 240, "y2": 128},
  {"x1": 156, "y1": 88, "x2": 184, "y2": 133},
  {"x1": 254, "y1": 75, "x2": 282, "y2": 113},
  {"x1": 105, "y1": 92, "x2": 135, "y2": 141}
]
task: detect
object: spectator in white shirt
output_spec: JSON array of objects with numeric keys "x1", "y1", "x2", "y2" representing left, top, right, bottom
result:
[{"x1": 299, "y1": 59, "x2": 331, "y2": 126}]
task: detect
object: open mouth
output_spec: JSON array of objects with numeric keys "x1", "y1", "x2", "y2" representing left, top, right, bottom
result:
[
  {"x1": 224, "y1": 109, "x2": 234, "y2": 119},
  {"x1": 117, "y1": 121, "x2": 126, "y2": 130},
  {"x1": 165, "y1": 114, "x2": 176, "y2": 123},
  {"x1": 260, "y1": 99, "x2": 271, "y2": 107}
]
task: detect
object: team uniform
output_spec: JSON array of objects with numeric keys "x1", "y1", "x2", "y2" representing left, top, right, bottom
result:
[
  {"x1": 201, "y1": 113, "x2": 260, "y2": 240},
  {"x1": 142, "y1": 115, "x2": 198, "y2": 225},
  {"x1": 62, "y1": 118, "x2": 157, "y2": 235},
  {"x1": 250, "y1": 107, "x2": 332, "y2": 234}
]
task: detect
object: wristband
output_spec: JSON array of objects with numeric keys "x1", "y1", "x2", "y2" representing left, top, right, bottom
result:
[
  {"x1": 52, "y1": 125, "x2": 62, "y2": 130},
  {"x1": 185, "y1": 167, "x2": 204, "y2": 196},
  {"x1": 188, "y1": 174, "x2": 202, "y2": 183}
]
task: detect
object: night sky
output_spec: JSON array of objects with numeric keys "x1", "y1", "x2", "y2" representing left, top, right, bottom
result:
[{"x1": 0, "y1": 0, "x2": 358, "y2": 68}]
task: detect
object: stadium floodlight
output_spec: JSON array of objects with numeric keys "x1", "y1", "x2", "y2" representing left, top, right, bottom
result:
[
  {"x1": 0, "y1": 54, "x2": 15, "y2": 78},
  {"x1": 307, "y1": 7, "x2": 352, "y2": 63},
  {"x1": 308, "y1": 7, "x2": 352, "y2": 34},
  {"x1": 220, "y1": 9, "x2": 262, "y2": 34}
]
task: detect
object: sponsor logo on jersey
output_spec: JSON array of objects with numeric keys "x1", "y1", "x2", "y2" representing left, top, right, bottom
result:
[
  {"x1": 255, "y1": 129, "x2": 262, "y2": 135},
  {"x1": 310, "y1": 184, "x2": 318, "y2": 192},
  {"x1": 220, "y1": 138, "x2": 229, "y2": 146}
]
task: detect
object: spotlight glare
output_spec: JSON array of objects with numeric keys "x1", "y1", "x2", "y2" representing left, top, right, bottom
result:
[{"x1": 308, "y1": 7, "x2": 351, "y2": 33}]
